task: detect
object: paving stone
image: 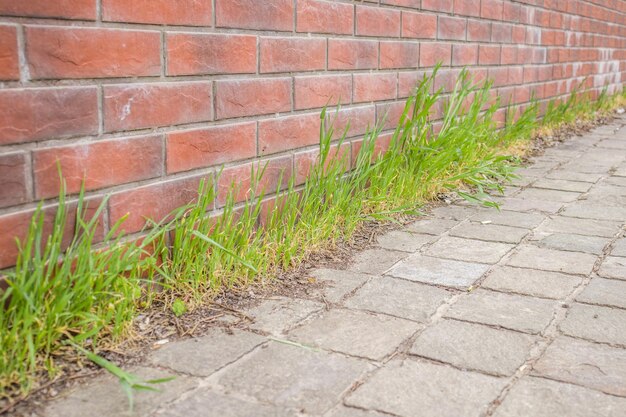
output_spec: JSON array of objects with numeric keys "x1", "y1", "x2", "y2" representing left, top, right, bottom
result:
[
  {"x1": 310, "y1": 268, "x2": 371, "y2": 303},
  {"x1": 597, "y1": 138, "x2": 626, "y2": 150},
  {"x1": 161, "y1": 389, "x2": 299, "y2": 417},
  {"x1": 534, "y1": 216, "x2": 622, "y2": 238},
  {"x1": 214, "y1": 341, "x2": 368, "y2": 415},
  {"x1": 247, "y1": 297, "x2": 324, "y2": 335},
  {"x1": 470, "y1": 210, "x2": 545, "y2": 229},
  {"x1": 604, "y1": 175, "x2": 626, "y2": 187},
  {"x1": 561, "y1": 202, "x2": 626, "y2": 221},
  {"x1": 509, "y1": 175, "x2": 537, "y2": 187},
  {"x1": 532, "y1": 337, "x2": 626, "y2": 397},
  {"x1": 515, "y1": 188, "x2": 581, "y2": 203},
  {"x1": 531, "y1": 232, "x2": 609, "y2": 255},
  {"x1": 498, "y1": 198, "x2": 564, "y2": 213},
  {"x1": 584, "y1": 185, "x2": 626, "y2": 207},
  {"x1": 405, "y1": 217, "x2": 460, "y2": 235},
  {"x1": 387, "y1": 254, "x2": 489, "y2": 289},
  {"x1": 149, "y1": 329, "x2": 265, "y2": 376},
  {"x1": 410, "y1": 319, "x2": 534, "y2": 376},
  {"x1": 326, "y1": 406, "x2": 390, "y2": 417},
  {"x1": 560, "y1": 303, "x2": 626, "y2": 346},
  {"x1": 449, "y1": 222, "x2": 529, "y2": 243},
  {"x1": 425, "y1": 236, "x2": 514, "y2": 264},
  {"x1": 577, "y1": 277, "x2": 626, "y2": 309},
  {"x1": 493, "y1": 376, "x2": 626, "y2": 417},
  {"x1": 288, "y1": 309, "x2": 420, "y2": 361},
  {"x1": 346, "y1": 360, "x2": 506, "y2": 417},
  {"x1": 614, "y1": 164, "x2": 626, "y2": 177},
  {"x1": 348, "y1": 248, "x2": 406, "y2": 275},
  {"x1": 344, "y1": 277, "x2": 452, "y2": 322},
  {"x1": 44, "y1": 367, "x2": 197, "y2": 417},
  {"x1": 482, "y1": 266, "x2": 581, "y2": 300},
  {"x1": 444, "y1": 290, "x2": 555, "y2": 334},
  {"x1": 430, "y1": 205, "x2": 477, "y2": 220},
  {"x1": 610, "y1": 239, "x2": 626, "y2": 257},
  {"x1": 531, "y1": 178, "x2": 593, "y2": 192},
  {"x1": 599, "y1": 256, "x2": 626, "y2": 280},
  {"x1": 507, "y1": 245, "x2": 597, "y2": 275},
  {"x1": 376, "y1": 230, "x2": 436, "y2": 253},
  {"x1": 545, "y1": 170, "x2": 602, "y2": 183}
]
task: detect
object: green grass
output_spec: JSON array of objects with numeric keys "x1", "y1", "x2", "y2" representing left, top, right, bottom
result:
[{"x1": 1, "y1": 67, "x2": 623, "y2": 402}]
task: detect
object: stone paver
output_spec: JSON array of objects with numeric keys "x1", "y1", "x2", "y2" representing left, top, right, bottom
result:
[
  {"x1": 531, "y1": 232, "x2": 609, "y2": 254},
  {"x1": 431, "y1": 205, "x2": 477, "y2": 220},
  {"x1": 425, "y1": 236, "x2": 514, "y2": 264},
  {"x1": 598, "y1": 256, "x2": 626, "y2": 280},
  {"x1": 611, "y1": 238, "x2": 626, "y2": 257},
  {"x1": 387, "y1": 254, "x2": 489, "y2": 289},
  {"x1": 405, "y1": 217, "x2": 460, "y2": 235},
  {"x1": 531, "y1": 178, "x2": 593, "y2": 192},
  {"x1": 545, "y1": 170, "x2": 602, "y2": 182},
  {"x1": 348, "y1": 248, "x2": 406, "y2": 274},
  {"x1": 559, "y1": 303, "x2": 626, "y2": 346},
  {"x1": 498, "y1": 197, "x2": 564, "y2": 213},
  {"x1": 577, "y1": 277, "x2": 626, "y2": 309},
  {"x1": 375, "y1": 230, "x2": 436, "y2": 252},
  {"x1": 325, "y1": 406, "x2": 391, "y2": 417},
  {"x1": 482, "y1": 266, "x2": 581, "y2": 299},
  {"x1": 561, "y1": 202, "x2": 626, "y2": 221},
  {"x1": 310, "y1": 268, "x2": 371, "y2": 303},
  {"x1": 515, "y1": 187, "x2": 581, "y2": 203},
  {"x1": 246, "y1": 297, "x2": 324, "y2": 335},
  {"x1": 534, "y1": 216, "x2": 622, "y2": 237},
  {"x1": 470, "y1": 209, "x2": 545, "y2": 229},
  {"x1": 507, "y1": 245, "x2": 597, "y2": 275},
  {"x1": 444, "y1": 289, "x2": 555, "y2": 334},
  {"x1": 410, "y1": 319, "x2": 534, "y2": 376},
  {"x1": 449, "y1": 222, "x2": 529, "y2": 243}
]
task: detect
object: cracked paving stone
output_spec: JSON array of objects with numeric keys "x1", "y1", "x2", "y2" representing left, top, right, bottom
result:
[
  {"x1": 347, "y1": 248, "x2": 407, "y2": 275},
  {"x1": 309, "y1": 268, "x2": 371, "y2": 303},
  {"x1": 449, "y1": 222, "x2": 529, "y2": 244},
  {"x1": 559, "y1": 303, "x2": 626, "y2": 346},
  {"x1": 470, "y1": 210, "x2": 545, "y2": 229},
  {"x1": 346, "y1": 360, "x2": 506, "y2": 417},
  {"x1": 149, "y1": 328, "x2": 266, "y2": 377},
  {"x1": 493, "y1": 376, "x2": 626, "y2": 417},
  {"x1": 534, "y1": 216, "x2": 622, "y2": 238},
  {"x1": 405, "y1": 217, "x2": 460, "y2": 235},
  {"x1": 246, "y1": 297, "x2": 324, "y2": 335},
  {"x1": 561, "y1": 202, "x2": 626, "y2": 221},
  {"x1": 344, "y1": 277, "x2": 452, "y2": 322},
  {"x1": 532, "y1": 337, "x2": 626, "y2": 397},
  {"x1": 531, "y1": 178, "x2": 593, "y2": 193},
  {"x1": 387, "y1": 254, "x2": 489, "y2": 289},
  {"x1": 375, "y1": 230, "x2": 436, "y2": 252},
  {"x1": 288, "y1": 309, "x2": 420, "y2": 361},
  {"x1": 506, "y1": 245, "x2": 597, "y2": 275},
  {"x1": 577, "y1": 277, "x2": 626, "y2": 309},
  {"x1": 409, "y1": 319, "x2": 534, "y2": 376},
  {"x1": 515, "y1": 188, "x2": 581, "y2": 203},
  {"x1": 482, "y1": 266, "x2": 581, "y2": 300},
  {"x1": 425, "y1": 236, "x2": 514, "y2": 264},
  {"x1": 531, "y1": 232, "x2": 609, "y2": 255},
  {"x1": 611, "y1": 239, "x2": 626, "y2": 257},
  {"x1": 444, "y1": 289, "x2": 555, "y2": 334},
  {"x1": 213, "y1": 341, "x2": 369, "y2": 415},
  {"x1": 598, "y1": 256, "x2": 626, "y2": 281}
]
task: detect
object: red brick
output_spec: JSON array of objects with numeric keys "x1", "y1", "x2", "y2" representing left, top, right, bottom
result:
[
  {"x1": 328, "y1": 39, "x2": 378, "y2": 70},
  {"x1": 296, "y1": 0, "x2": 354, "y2": 35},
  {"x1": 0, "y1": 87, "x2": 98, "y2": 145},
  {"x1": 438, "y1": 16, "x2": 467, "y2": 41},
  {"x1": 0, "y1": 25, "x2": 19, "y2": 80},
  {"x1": 380, "y1": 41, "x2": 419, "y2": 69},
  {"x1": 452, "y1": 44, "x2": 478, "y2": 66},
  {"x1": 351, "y1": 132, "x2": 393, "y2": 166},
  {"x1": 398, "y1": 71, "x2": 429, "y2": 97},
  {"x1": 489, "y1": 67, "x2": 508, "y2": 87},
  {"x1": 26, "y1": 26, "x2": 160, "y2": 80},
  {"x1": 481, "y1": 0, "x2": 504, "y2": 20},
  {"x1": 259, "y1": 113, "x2": 321, "y2": 155},
  {"x1": 216, "y1": 0, "x2": 293, "y2": 31},
  {"x1": 34, "y1": 135, "x2": 163, "y2": 198},
  {"x1": 327, "y1": 105, "x2": 376, "y2": 140},
  {"x1": 376, "y1": 101, "x2": 408, "y2": 130},
  {"x1": 102, "y1": 0, "x2": 211, "y2": 25},
  {"x1": 167, "y1": 33, "x2": 256, "y2": 76},
  {"x1": 0, "y1": 0, "x2": 95, "y2": 20},
  {"x1": 479, "y1": 45, "x2": 501, "y2": 65},
  {"x1": 501, "y1": 45, "x2": 518, "y2": 65},
  {"x1": 260, "y1": 37, "x2": 326, "y2": 73},
  {"x1": 215, "y1": 78, "x2": 291, "y2": 119},
  {"x1": 295, "y1": 143, "x2": 350, "y2": 184},
  {"x1": 104, "y1": 82, "x2": 212, "y2": 132},
  {"x1": 434, "y1": 69, "x2": 462, "y2": 93},
  {"x1": 167, "y1": 123, "x2": 256, "y2": 174},
  {"x1": 353, "y1": 73, "x2": 397, "y2": 103},
  {"x1": 422, "y1": 0, "x2": 453, "y2": 13},
  {"x1": 503, "y1": 2, "x2": 521, "y2": 22},
  {"x1": 0, "y1": 152, "x2": 29, "y2": 208},
  {"x1": 294, "y1": 74, "x2": 352, "y2": 110},
  {"x1": 454, "y1": 0, "x2": 480, "y2": 17},
  {"x1": 356, "y1": 6, "x2": 401, "y2": 37},
  {"x1": 420, "y1": 42, "x2": 452, "y2": 67},
  {"x1": 492, "y1": 22, "x2": 512, "y2": 42},
  {"x1": 381, "y1": 0, "x2": 420, "y2": 7},
  {"x1": 401, "y1": 11, "x2": 437, "y2": 39},
  {"x1": 217, "y1": 156, "x2": 293, "y2": 205},
  {"x1": 467, "y1": 20, "x2": 491, "y2": 42},
  {"x1": 512, "y1": 25, "x2": 526, "y2": 43}
]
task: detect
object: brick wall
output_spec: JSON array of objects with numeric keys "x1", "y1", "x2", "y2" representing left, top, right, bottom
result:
[{"x1": 0, "y1": 0, "x2": 625, "y2": 268}]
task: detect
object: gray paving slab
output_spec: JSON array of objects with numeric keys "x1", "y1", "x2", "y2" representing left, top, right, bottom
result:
[
  {"x1": 545, "y1": 170, "x2": 602, "y2": 183},
  {"x1": 605, "y1": 175, "x2": 626, "y2": 187},
  {"x1": 506, "y1": 245, "x2": 598, "y2": 275},
  {"x1": 534, "y1": 216, "x2": 622, "y2": 238},
  {"x1": 470, "y1": 209, "x2": 545, "y2": 229},
  {"x1": 515, "y1": 187, "x2": 581, "y2": 203},
  {"x1": 375, "y1": 230, "x2": 436, "y2": 252},
  {"x1": 387, "y1": 254, "x2": 490, "y2": 289},
  {"x1": 532, "y1": 337, "x2": 626, "y2": 397},
  {"x1": 577, "y1": 277, "x2": 626, "y2": 309},
  {"x1": 498, "y1": 198, "x2": 565, "y2": 213},
  {"x1": 560, "y1": 303, "x2": 626, "y2": 346},
  {"x1": 584, "y1": 185, "x2": 626, "y2": 207},
  {"x1": 531, "y1": 232, "x2": 609, "y2": 255},
  {"x1": 325, "y1": 406, "x2": 391, "y2": 417},
  {"x1": 405, "y1": 217, "x2": 460, "y2": 235},
  {"x1": 449, "y1": 222, "x2": 529, "y2": 243},
  {"x1": 348, "y1": 248, "x2": 406, "y2": 274},
  {"x1": 425, "y1": 236, "x2": 514, "y2": 264},
  {"x1": 310, "y1": 268, "x2": 371, "y2": 303},
  {"x1": 599, "y1": 256, "x2": 626, "y2": 280},
  {"x1": 561, "y1": 202, "x2": 626, "y2": 221},
  {"x1": 430, "y1": 205, "x2": 477, "y2": 220},
  {"x1": 482, "y1": 266, "x2": 582, "y2": 299},
  {"x1": 611, "y1": 238, "x2": 626, "y2": 257},
  {"x1": 246, "y1": 297, "x2": 324, "y2": 335},
  {"x1": 531, "y1": 178, "x2": 593, "y2": 192}
]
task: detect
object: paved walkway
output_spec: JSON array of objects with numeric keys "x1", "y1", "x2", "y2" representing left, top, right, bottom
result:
[{"x1": 43, "y1": 120, "x2": 626, "y2": 417}]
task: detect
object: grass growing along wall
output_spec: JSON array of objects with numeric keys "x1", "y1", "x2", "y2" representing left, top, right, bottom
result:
[{"x1": 0, "y1": 68, "x2": 623, "y2": 401}]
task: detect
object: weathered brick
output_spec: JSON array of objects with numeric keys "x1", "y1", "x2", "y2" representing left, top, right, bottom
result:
[
  {"x1": 26, "y1": 26, "x2": 161, "y2": 79},
  {"x1": 104, "y1": 82, "x2": 212, "y2": 132},
  {"x1": 296, "y1": 0, "x2": 354, "y2": 35},
  {"x1": 34, "y1": 135, "x2": 163, "y2": 198},
  {"x1": 452, "y1": 44, "x2": 478, "y2": 66},
  {"x1": 356, "y1": 6, "x2": 401, "y2": 37},
  {"x1": 260, "y1": 37, "x2": 326, "y2": 73},
  {"x1": 167, "y1": 123, "x2": 256, "y2": 174},
  {"x1": 481, "y1": 0, "x2": 504, "y2": 20},
  {"x1": 215, "y1": 78, "x2": 291, "y2": 119},
  {"x1": 259, "y1": 113, "x2": 321, "y2": 155},
  {"x1": 454, "y1": 0, "x2": 480, "y2": 17},
  {"x1": 102, "y1": 0, "x2": 212, "y2": 25},
  {"x1": 401, "y1": 11, "x2": 437, "y2": 39},
  {"x1": 0, "y1": 152, "x2": 29, "y2": 208},
  {"x1": 167, "y1": 33, "x2": 256, "y2": 76},
  {"x1": 328, "y1": 39, "x2": 378, "y2": 70},
  {"x1": 0, "y1": 87, "x2": 98, "y2": 145},
  {"x1": 216, "y1": 0, "x2": 293, "y2": 31},
  {"x1": 0, "y1": 25, "x2": 19, "y2": 80},
  {"x1": 479, "y1": 45, "x2": 501, "y2": 65},
  {"x1": 353, "y1": 73, "x2": 397, "y2": 103},
  {"x1": 380, "y1": 41, "x2": 419, "y2": 69},
  {"x1": 420, "y1": 42, "x2": 452, "y2": 67},
  {"x1": 294, "y1": 74, "x2": 352, "y2": 110},
  {"x1": 0, "y1": 0, "x2": 95, "y2": 20},
  {"x1": 467, "y1": 20, "x2": 491, "y2": 42},
  {"x1": 422, "y1": 0, "x2": 453, "y2": 13},
  {"x1": 438, "y1": 16, "x2": 467, "y2": 41}
]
